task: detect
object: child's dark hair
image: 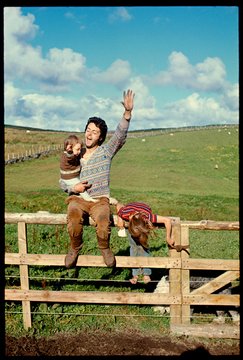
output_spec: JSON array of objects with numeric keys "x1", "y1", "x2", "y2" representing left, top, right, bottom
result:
[
  {"x1": 85, "y1": 117, "x2": 108, "y2": 145},
  {"x1": 128, "y1": 212, "x2": 154, "y2": 249},
  {"x1": 64, "y1": 134, "x2": 82, "y2": 152}
]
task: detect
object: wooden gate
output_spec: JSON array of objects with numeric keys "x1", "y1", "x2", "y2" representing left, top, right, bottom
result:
[{"x1": 5, "y1": 212, "x2": 239, "y2": 338}]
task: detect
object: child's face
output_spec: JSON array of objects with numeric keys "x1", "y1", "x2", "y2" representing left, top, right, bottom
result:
[{"x1": 72, "y1": 143, "x2": 82, "y2": 156}]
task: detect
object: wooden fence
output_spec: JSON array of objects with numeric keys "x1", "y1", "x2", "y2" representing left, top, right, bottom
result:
[
  {"x1": 4, "y1": 212, "x2": 240, "y2": 339},
  {"x1": 4, "y1": 144, "x2": 62, "y2": 164}
]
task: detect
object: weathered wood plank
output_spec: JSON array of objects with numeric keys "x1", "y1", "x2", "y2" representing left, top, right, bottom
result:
[
  {"x1": 182, "y1": 258, "x2": 239, "y2": 271},
  {"x1": 183, "y1": 294, "x2": 239, "y2": 306},
  {"x1": 170, "y1": 323, "x2": 239, "y2": 339},
  {"x1": 5, "y1": 213, "x2": 239, "y2": 230},
  {"x1": 18, "y1": 222, "x2": 31, "y2": 329},
  {"x1": 180, "y1": 225, "x2": 190, "y2": 325},
  {"x1": 5, "y1": 291, "x2": 239, "y2": 307},
  {"x1": 190, "y1": 270, "x2": 240, "y2": 295},
  {"x1": 5, "y1": 253, "x2": 181, "y2": 268},
  {"x1": 169, "y1": 218, "x2": 182, "y2": 325},
  {"x1": 5, "y1": 212, "x2": 67, "y2": 224},
  {"x1": 5, "y1": 289, "x2": 181, "y2": 305},
  {"x1": 180, "y1": 220, "x2": 239, "y2": 230}
]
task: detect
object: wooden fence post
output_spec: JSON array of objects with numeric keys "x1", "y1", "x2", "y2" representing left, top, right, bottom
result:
[
  {"x1": 180, "y1": 225, "x2": 190, "y2": 325},
  {"x1": 169, "y1": 217, "x2": 181, "y2": 325},
  {"x1": 18, "y1": 222, "x2": 31, "y2": 329}
]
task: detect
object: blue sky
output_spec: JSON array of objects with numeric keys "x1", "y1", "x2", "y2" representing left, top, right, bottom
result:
[{"x1": 4, "y1": 6, "x2": 239, "y2": 131}]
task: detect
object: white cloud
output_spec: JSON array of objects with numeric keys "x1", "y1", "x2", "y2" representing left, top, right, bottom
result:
[
  {"x1": 4, "y1": 7, "x2": 87, "y2": 90},
  {"x1": 221, "y1": 83, "x2": 239, "y2": 111},
  {"x1": 4, "y1": 81, "x2": 79, "y2": 129},
  {"x1": 4, "y1": 79, "x2": 238, "y2": 132},
  {"x1": 194, "y1": 57, "x2": 226, "y2": 91},
  {"x1": 4, "y1": 82, "x2": 22, "y2": 111},
  {"x1": 64, "y1": 10, "x2": 86, "y2": 30},
  {"x1": 91, "y1": 59, "x2": 132, "y2": 86},
  {"x1": 161, "y1": 92, "x2": 238, "y2": 128},
  {"x1": 108, "y1": 7, "x2": 133, "y2": 23},
  {"x1": 4, "y1": 7, "x2": 43, "y2": 80},
  {"x1": 64, "y1": 11, "x2": 75, "y2": 20},
  {"x1": 4, "y1": 7, "x2": 38, "y2": 42},
  {"x1": 45, "y1": 48, "x2": 87, "y2": 84},
  {"x1": 4, "y1": 7, "x2": 239, "y2": 131},
  {"x1": 154, "y1": 51, "x2": 227, "y2": 92}
]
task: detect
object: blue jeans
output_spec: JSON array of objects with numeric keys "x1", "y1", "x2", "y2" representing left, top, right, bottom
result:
[{"x1": 128, "y1": 232, "x2": 152, "y2": 277}]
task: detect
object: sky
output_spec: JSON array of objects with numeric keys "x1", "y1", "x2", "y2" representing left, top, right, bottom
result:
[{"x1": 4, "y1": 6, "x2": 239, "y2": 132}]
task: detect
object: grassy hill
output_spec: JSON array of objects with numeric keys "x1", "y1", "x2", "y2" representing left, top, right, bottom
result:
[
  {"x1": 4, "y1": 124, "x2": 239, "y2": 337},
  {"x1": 4, "y1": 125, "x2": 239, "y2": 220}
]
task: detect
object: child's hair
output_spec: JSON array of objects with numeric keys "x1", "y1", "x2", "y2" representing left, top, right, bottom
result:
[
  {"x1": 128, "y1": 212, "x2": 154, "y2": 249},
  {"x1": 64, "y1": 134, "x2": 82, "y2": 151}
]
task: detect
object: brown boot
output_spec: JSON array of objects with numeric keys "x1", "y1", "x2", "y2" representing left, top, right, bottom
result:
[
  {"x1": 100, "y1": 248, "x2": 116, "y2": 267},
  {"x1": 65, "y1": 248, "x2": 79, "y2": 269}
]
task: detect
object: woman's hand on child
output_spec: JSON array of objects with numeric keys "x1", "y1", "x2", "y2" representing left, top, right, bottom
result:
[{"x1": 74, "y1": 181, "x2": 92, "y2": 193}]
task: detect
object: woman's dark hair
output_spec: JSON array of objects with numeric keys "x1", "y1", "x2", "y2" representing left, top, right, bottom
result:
[
  {"x1": 85, "y1": 117, "x2": 108, "y2": 145},
  {"x1": 128, "y1": 212, "x2": 155, "y2": 249}
]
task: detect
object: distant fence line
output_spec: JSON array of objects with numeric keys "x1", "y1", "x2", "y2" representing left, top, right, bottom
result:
[
  {"x1": 5, "y1": 124, "x2": 238, "y2": 164},
  {"x1": 5, "y1": 144, "x2": 62, "y2": 165},
  {"x1": 126, "y1": 123, "x2": 238, "y2": 138}
]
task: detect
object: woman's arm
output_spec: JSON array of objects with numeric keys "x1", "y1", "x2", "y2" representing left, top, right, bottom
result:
[{"x1": 105, "y1": 90, "x2": 135, "y2": 158}]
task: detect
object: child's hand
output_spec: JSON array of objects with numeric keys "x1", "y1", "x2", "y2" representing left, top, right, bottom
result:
[
  {"x1": 167, "y1": 238, "x2": 175, "y2": 247},
  {"x1": 72, "y1": 143, "x2": 81, "y2": 156},
  {"x1": 66, "y1": 144, "x2": 73, "y2": 153}
]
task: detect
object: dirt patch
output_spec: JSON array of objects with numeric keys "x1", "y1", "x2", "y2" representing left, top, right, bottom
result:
[{"x1": 5, "y1": 329, "x2": 240, "y2": 357}]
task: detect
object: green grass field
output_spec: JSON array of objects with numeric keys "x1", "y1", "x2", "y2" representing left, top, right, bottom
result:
[
  {"x1": 5, "y1": 125, "x2": 239, "y2": 219},
  {"x1": 4, "y1": 125, "x2": 239, "y2": 337}
]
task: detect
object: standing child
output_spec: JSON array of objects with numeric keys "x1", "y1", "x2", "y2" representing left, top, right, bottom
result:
[
  {"x1": 59, "y1": 134, "x2": 97, "y2": 202},
  {"x1": 114, "y1": 201, "x2": 174, "y2": 284}
]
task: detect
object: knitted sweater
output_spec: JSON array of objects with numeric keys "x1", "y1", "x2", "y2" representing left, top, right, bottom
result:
[{"x1": 59, "y1": 116, "x2": 130, "y2": 198}]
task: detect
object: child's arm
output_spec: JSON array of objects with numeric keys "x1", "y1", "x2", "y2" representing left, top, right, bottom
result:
[
  {"x1": 109, "y1": 199, "x2": 126, "y2": 237},
  {"x1": 115, "y1": 202, "x2": 126, "y2": 228},
  {"x1": 109, "y1": 199, "x2": 126, "y2": 229},
  {"x1": 156, "y1": 215, "x2": 174, "y2": 247},
  {"x1": 116, "y1": 214, "x2": 125, "y2": 229},
  {"x1": 109, "y1": 198, "x2": 124, "y2": 228}
]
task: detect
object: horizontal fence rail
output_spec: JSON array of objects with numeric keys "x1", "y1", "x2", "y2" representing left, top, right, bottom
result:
[{"x1": 4, "y1": 212, "x2": 240, "y2": 339}]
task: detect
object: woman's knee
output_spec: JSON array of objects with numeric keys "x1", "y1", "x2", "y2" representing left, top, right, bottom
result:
[
  {"x1": 96, "y1": 218, "x2": 110, "y2": 239},
  {"x1": 67, "y1": 205, "x2": 84, "y2": 238},
  {"x1": 67, "y1": 203, "x2": 83, "y2": 223},
  {"x1": 96, "y1": 226, "x2": 110, "y2": 240}
]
